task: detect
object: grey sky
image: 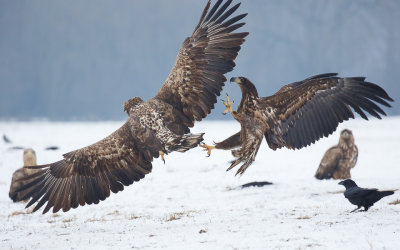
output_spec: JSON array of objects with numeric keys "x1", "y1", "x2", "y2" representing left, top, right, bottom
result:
[{"x1": 1, "y1": 0, "x2": 399, "y2": 120}]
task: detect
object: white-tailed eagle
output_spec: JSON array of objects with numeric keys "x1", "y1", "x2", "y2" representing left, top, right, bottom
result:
[
  {"x1": 315, "y1": 129, "x2": 358, "y2": 180},
  {"x1": 14, "y1": 0, "x2": 248, "y2": 214},
  {"x1": 9, "y1": 148, "x2": 40, "y2": 202},
  {"x1": 201, "y1": 73, "x2": 393, "y2": 175}
]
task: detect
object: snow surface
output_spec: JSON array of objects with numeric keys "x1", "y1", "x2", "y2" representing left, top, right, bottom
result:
[{"x1": 1, "y1": 118, "x2": 399, "y2": 249}]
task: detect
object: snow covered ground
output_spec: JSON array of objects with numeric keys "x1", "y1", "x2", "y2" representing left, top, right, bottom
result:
[{"x1": 1, "y1": 118, "x2": 399, "y2": 249}]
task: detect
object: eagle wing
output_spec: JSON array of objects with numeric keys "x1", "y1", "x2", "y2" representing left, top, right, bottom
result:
[
  {"x1": 314, "y1": 146, "x2": 342, "y2": 180},
  {"x1": 260, "y1": 74, "x2": 393, "y2": 150},
  {"x1": 16, "y1": 119, "x2": 161, "y2": 214},
  {"x1": 153, "y1": 0, "x2": 248, "y2": 132}
]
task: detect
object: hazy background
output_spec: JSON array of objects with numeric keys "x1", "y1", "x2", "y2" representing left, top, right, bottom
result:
[{"x1": 1, "y1": 0, "x2": 399, "y2": 121}]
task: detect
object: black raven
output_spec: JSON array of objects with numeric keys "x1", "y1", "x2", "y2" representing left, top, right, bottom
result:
[{"x1": 338, "y1": 179, "x2": 394, "y2": 212}]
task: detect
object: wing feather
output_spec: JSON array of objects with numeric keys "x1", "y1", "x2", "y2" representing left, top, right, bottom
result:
[
  {"x1": 16, "y1": 121, "x2": 160, "y2": 214},
  {"x1": 315, "y1": 146, "x2": 342, "y2": 179},
  {"x1": 261, "y1": 74, "x2": 393, "y2": 150},
  {"x1": 154, "y1": 0, "x2": 248, "y2": 126}
]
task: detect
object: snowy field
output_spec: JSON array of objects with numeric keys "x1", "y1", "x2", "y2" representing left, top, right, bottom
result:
[{"x1": 1, "y1": 118, "x2": 399, "y2": 249}]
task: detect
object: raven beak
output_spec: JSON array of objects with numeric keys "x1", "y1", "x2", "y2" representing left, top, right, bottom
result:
[
  {"x1": 230, "y1": 77, "x2": 240, "y2": 84},
  {"x1": 338, "y1": 181, "x2": 344, "y2": 185}
]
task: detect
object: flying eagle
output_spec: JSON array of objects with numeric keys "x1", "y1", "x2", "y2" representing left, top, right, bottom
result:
[
  {"x1": 315, "y1": 129, "x2": 358, "y2": 180},
  {"x1": 14, "y1": 0, "x2": 248, "y2": 214},
  {"x1": 201, "y1": 73, "x2": 393, "y2": 175},
  {"x1": 9, "y1": 148, "x2": 40, "y2": 202}
]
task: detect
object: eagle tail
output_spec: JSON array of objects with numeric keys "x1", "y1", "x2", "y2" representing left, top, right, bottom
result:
[{"x1": 171, "y1": 133, "x2": 205, "y2": 153}]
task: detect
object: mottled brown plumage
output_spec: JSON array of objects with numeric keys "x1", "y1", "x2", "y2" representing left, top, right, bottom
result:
[
  {"x1": 9, "y1": 148, "x2": 40, "y2": 202},
  {"x1": 14, "y1": 0, "x2": 248, "y2": 214},
  {"x1": 315, "y1": 129, "x2": 358, "y2": 180},
  {"x1": 205, "y1": 73, "x2": 393, "y2": 175}
]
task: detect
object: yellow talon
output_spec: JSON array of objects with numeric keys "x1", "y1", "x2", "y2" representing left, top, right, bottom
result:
[
  {"x1": 159, "y1": 151, "x2": 165, "y2": 164},
  {"x1": 200, "y1": 143, "x2": 215, "y2": 157},
  {"x1": 222, "y1": 94, "x2": 234, "y2": 115}
]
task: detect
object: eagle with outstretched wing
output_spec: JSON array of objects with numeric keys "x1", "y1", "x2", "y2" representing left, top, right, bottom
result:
[
  {"x1": 14, "y1": 0, "x2": 248, "y2": 214},
  {"x1": 201, "y1": 73, "x2": 393, "y2": 175}
]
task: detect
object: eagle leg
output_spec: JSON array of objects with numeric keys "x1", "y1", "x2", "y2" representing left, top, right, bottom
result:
[
  {"x1": 199, "y1": 143, "x2": 215, "y2": 157},
  {"x1": 159, "y1": 151, "x2": 166, "y2": 164},
  {"x1": 222, "y1": 94, "x2": 234, "y2": 115}
]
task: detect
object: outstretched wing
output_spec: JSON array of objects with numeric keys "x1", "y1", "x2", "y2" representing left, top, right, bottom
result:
[
  {"x1": 15, "y1": 120, "x2": 161, "y2": 214},
  {"x1": 154, "y1": 0, "x2": 248, "y2": 131},
  {"x1": 260, "y1": 74, "x2": 393, "y2": 150}
]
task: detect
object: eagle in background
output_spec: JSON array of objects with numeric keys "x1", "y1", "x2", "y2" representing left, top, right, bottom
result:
[
  {"x1": 9, "y1": 148, "x2": 40, "y2": 202},
  {"x1": 315, "y1": 129, "x2": 358, "y2": 180},
  {"x1": 14, "y1": 0, "x2": 248, "y2": 214},
  {"x1": 201, "y1": 73, "x2": 393, "y2": 175}
]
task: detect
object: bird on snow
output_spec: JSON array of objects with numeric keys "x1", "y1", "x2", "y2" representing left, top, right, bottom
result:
[
  {"x1": 315, "y1": 129, "x2": 358, "y2": 180},
  {"x1": 338, "y1": 179, "x2": 394, "y2": 212},
  {"x1": 9, "y1": 148, "x2": 40, "y2": 202}
]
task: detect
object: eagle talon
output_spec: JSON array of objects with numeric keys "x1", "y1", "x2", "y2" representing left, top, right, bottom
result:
[
  {"x1": 159, "y1": 151, "x2": 165, "y2": 164},
  {"x1": 200, "y1": 143, "x2": 215, "y2": 157},
  {"x1": 222, "y1": 94, "x2": 234, "y2": 115}
]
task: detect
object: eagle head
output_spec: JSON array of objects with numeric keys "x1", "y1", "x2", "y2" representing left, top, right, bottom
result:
[
  {"x1": 340, "y1": 129, "x2": 353, "y2": 140},
  {"x1": 23, "y1": 148, "x2": 37, "y2": 167},
  {"x1": 123, "y1": 97, "x2": 144, "y2": 114},
  {"x1": 230, "y1": 76, "x2": 247, "y2": 85},
  {"x1": 230, "y1": 77, "x2": 259, "y2": 98}
]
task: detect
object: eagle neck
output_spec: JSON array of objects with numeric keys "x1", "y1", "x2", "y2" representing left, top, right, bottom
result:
[{"x1": 238, "y1": 81, "x2": 259, "y2": 113}]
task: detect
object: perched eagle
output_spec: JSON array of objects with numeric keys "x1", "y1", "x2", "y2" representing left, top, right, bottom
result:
[
  {"x1": 9, "y1": 148, "x2": 40, "y2": 202},
  {"x1": 201, "y1": 73, "x2": 393, "y2": 175},
  {"x1": 314, "y1": 129, "x2": 358, "y2": 180},
  {"x1": 14, "y1": 0, "x2": 248, "y2": 214}
]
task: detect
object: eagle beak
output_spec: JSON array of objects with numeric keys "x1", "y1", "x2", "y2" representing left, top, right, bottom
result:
[{"x1": 230, "y1": 77, "x2": 241, "y2": 84}]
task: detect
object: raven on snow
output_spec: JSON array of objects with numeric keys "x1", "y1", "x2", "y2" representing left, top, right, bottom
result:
[{"x1": 338, "y1": 179, "x2": 394, "y2": 212}]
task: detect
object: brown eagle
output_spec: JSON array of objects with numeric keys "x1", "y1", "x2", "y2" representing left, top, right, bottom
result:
[
  {"x1": 9, "y1": 148, "x2": 40, "y2": 202},
  {"x1": 14, "y1": 0, "x2": 248, "y2": 214},
  {"x1": 314, "y1": 129, "x2": 358, "y2": 180},
  {"x1": 201, "y1": 73, "x2": 393, "y2": 175}
]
